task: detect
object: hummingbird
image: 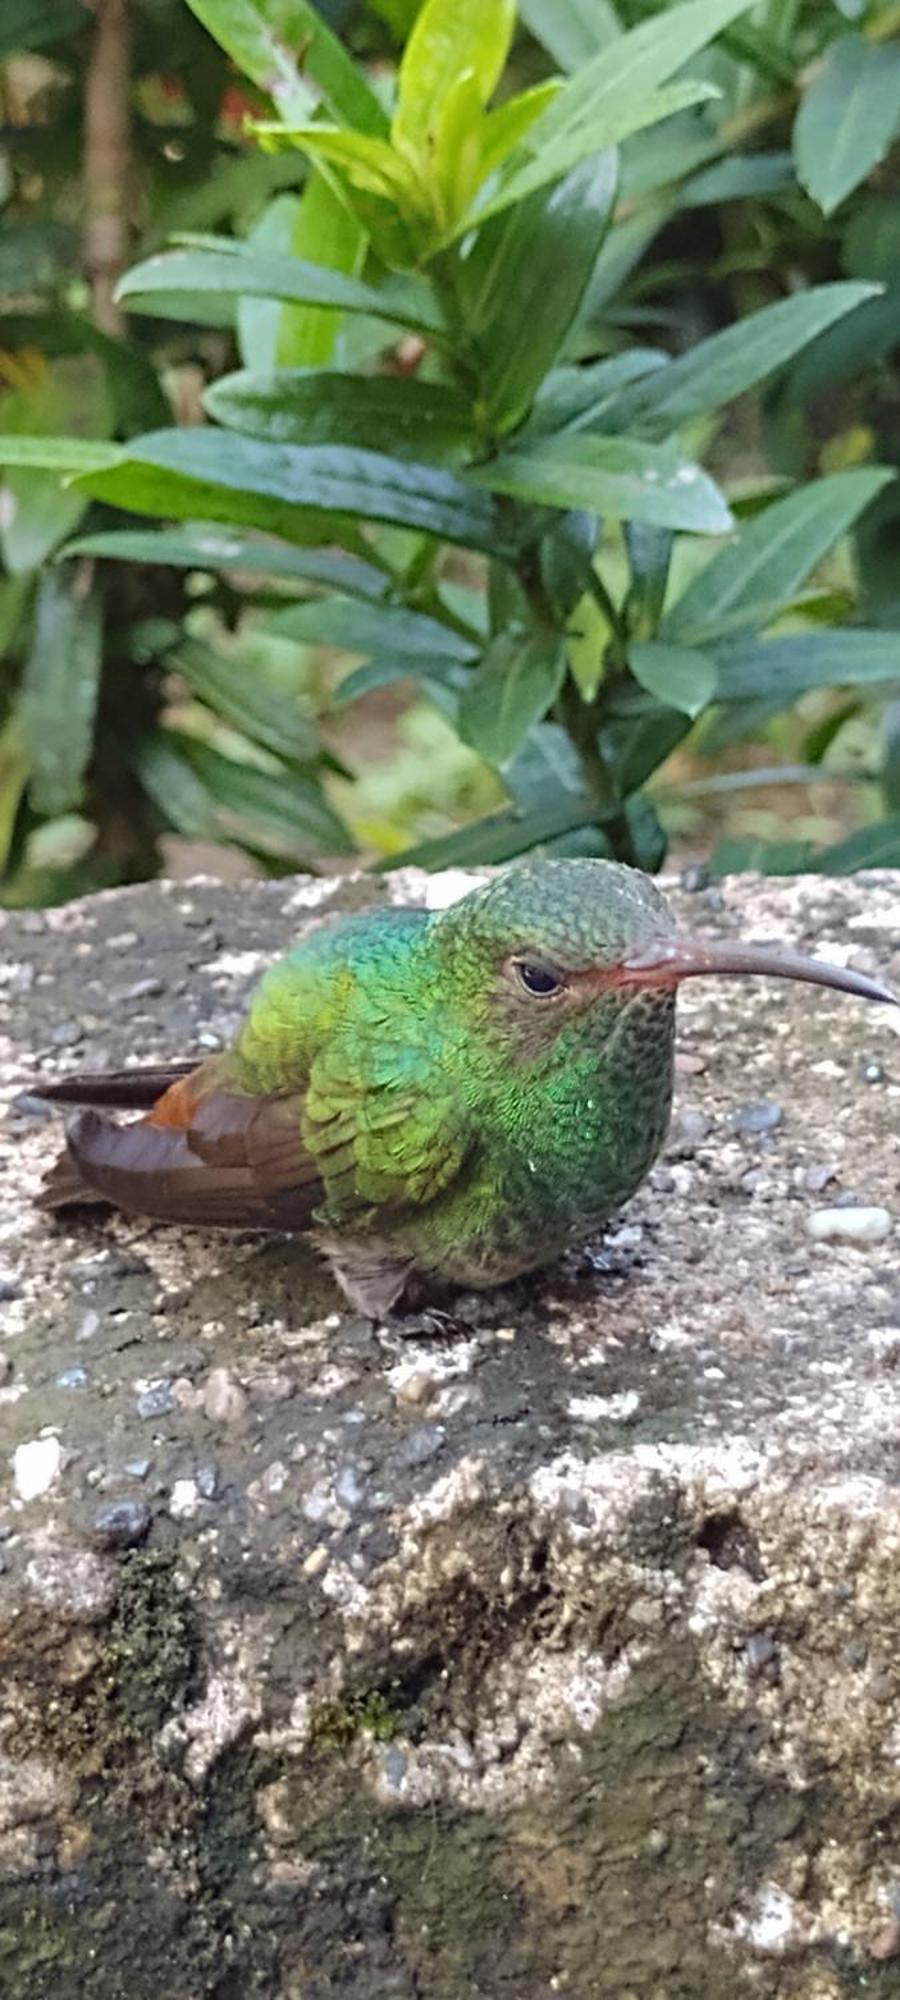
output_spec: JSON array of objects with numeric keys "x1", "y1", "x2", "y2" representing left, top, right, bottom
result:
[{"x1": 35, "y1": 860, "x2": 895, "y2": 1318}]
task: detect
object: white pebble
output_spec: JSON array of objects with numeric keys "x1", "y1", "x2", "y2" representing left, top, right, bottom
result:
[
  {"x1": 13, "y1": 1435, "x2": 62, "y2": 1502},
  {"x1": 806, "y1": 1206, "x2": 892, "y2": 1245},
  {"x1": 169, "y1": 1478, "x2": 200, "y2": 1520},
  {"x1": 568, "y1": 1391, "x2": 640, "y2": 1424}
]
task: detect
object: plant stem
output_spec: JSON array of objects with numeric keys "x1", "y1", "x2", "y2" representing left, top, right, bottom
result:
[{"x1": 83, "y1": 0, "x2": 133, "y2": 338}]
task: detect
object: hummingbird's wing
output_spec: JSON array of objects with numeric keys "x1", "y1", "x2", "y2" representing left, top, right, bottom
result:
[
  {"x1": 36, "y1": 1060, "x2": 324, "y2": 1229},
  {"x1": 36, "y1": 1036, "x2": 474, "y2": 1233}
]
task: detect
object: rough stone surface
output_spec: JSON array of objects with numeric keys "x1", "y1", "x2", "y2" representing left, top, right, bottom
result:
[{"x1": 0, "y1": 864, "x2": 899, "y2": 2000}]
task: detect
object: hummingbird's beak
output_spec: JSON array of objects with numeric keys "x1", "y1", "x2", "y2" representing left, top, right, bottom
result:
[{"x1": 621, "y1": 933, "x2": 898, "y2": 1008}]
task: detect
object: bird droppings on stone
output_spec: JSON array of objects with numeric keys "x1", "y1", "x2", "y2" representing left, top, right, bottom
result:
[{"x1": 0, "y1": 866, "x2": 899, "y2": 1994}]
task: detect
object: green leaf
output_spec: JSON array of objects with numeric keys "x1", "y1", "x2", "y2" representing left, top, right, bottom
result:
[
  {"x1": 606, "y1": 700, "x2": 689, "y2": 794},
  {"x1": 0, "y1": 715, "x2": 30, "y2": 876},
  {"x1": 471, "y1": 435, "x2": 732, "y2": 534},
  {"x1": 117, "y1": 244, "x2": 444, "y2": 339},
  {"x1": 168, "y1": 637, "x2": 317, "y2": 763},
  {"x1": 455, "y1": 79, "x2": 719, "y2": 234},
  {"x1": 461, "y1": 0, "x2": 754, "y2": 229},
  {"x1": 204, "y1": 369, "x2": 476, "y2": 461},
  {"x1": 624, "y1": 522, "x2": 673, "y2": 637},
  {"x1": 573, "y1": 194, "x2": 675, "y2": 324},
  {"x1": 517, "y1": 0, "x2": 621, "y2": 71},
  {"x1": 465, "y1": 153, "x2": 618, "y2": 432},
  {"x1": 63, "y1": 527, "x2": 389, "y2": 598},
  {"x1": 184, "y1": 0, "x2": 388, "y2": 133},
  {"x1": 815, "y1": 815, "x2": 900, "y2": 875},
  {"x1": 628, "y1": 639, "x2": 717, "y2": 718},
  {"x1": 332, "y1": 657, "x2": 461, "y2": 706},
  {"x1": 664, "y1": 468, "x2": 894, "y2": 646},
  {"x1": 267, "y1": 595, "x2": 478, "y2": 663},
  {"x1": 527, "y1": 350, "x2": 668, "y2": 435},
  {"x1": 594, "y1": 284, "x2": 881, "y2": 438},
  {"x1": 237, "y1": 181, "x2": 364, "y2": 374},
  {"x1": 381, "y1": 793, "x2": 598, "y2": 870},
  {"x1": 393, "y1": 0, "x2": 515, "y2": 159},
  {"x1": 680, "y1": 151, "x2": 794, "y2": 207},
  {"x1": 74, "y1": 429, "x2": 520, "y2": 557},
  {"x1": 252, "y1": 121, "x2": 425, "y2": 210},
  {"x1": 0, "y1": 436, "x2": 122, "y2": 476},
  {"x1": 775, "y1": 282, "x2": 900, "y2": 406},
  {"x1": 479, "y1": 84, "x2": 562, "y2": 180},
  {"x1": 0, "y1": 353, "x2": 113, "y2": 573},
  {"x1": 458, "y1": 633, "x2": 566, "y2": 768},
  {"x1": 793, "y1": 33, "x2": 900, "y2": 217},
  {"x1": 882, "y1": 701, "x2": 900, "y2": 812},
  {"x1": 136, "y1": 733, "x2": 351, "y2": 859},
  {"x1": 20, "y1": 563, "x2": 102, "y2": 817},
  {"x1": 0, "y1": 0, "x2": 87, "y2": 57},
  {"x1": 713, "y1": 630, "x2": 900, "y2": 706}
]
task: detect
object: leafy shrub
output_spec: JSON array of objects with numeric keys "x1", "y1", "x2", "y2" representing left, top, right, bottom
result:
[{"x1": 2, "y1": 0, "x2": 900, "y2": 896}]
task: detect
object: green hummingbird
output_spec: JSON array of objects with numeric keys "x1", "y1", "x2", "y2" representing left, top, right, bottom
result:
[{"x1": 37, "y1": 860, "x2": 895, "y2": 1317}]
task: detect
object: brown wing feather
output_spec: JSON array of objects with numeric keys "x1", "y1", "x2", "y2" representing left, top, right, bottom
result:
[{"x1": 38, "y1": 1070, "x2": 324, "y2": 1232}]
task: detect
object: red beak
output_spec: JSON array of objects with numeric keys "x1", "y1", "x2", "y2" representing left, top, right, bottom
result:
[{"x1": 622, "y1": 934, "x2": 897, "y2": 1008}]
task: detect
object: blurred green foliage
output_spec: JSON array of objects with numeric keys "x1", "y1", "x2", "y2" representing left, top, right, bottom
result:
[{"x1": 1, "y1": 0, "x2": 899, "y2": 902}]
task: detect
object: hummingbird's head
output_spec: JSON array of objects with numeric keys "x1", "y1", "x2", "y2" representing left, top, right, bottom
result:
[{"x1": 433, "y1": 858, "x2": 895, "y2": 1057}]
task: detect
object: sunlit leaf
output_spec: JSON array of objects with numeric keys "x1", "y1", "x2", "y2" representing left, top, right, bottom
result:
[{"x1": 471, "y1": 434, "x2": 732, "y2": 533}]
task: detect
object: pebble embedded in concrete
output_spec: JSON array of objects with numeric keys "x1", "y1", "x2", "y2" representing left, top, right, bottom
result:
[
  {"x1": 13, "y1": 1434, "x2": 62, "y2": 1502},
  {"x1": 806, "y1": 1205, "x2": 893, "y2": 1244}
]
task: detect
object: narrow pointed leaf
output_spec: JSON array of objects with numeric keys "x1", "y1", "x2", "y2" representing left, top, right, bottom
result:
[
  {"x1": 794, "y1": 34, "x2": 900, "y2": 217},
  {"x1": 184, "y1": 0, "x2": 388, "y2": 134},
  {"x1": 0, "y1": 714, "x2": 30, "y2": 875},
  {"x1": 815, "y1": 816, "x2": 900, "y2": 875},
  {"x1": 466, "y1": 153, "x2": 618, "y2": 432},
  {"x1": 169, "y1": 637, "x2": 317, "y2": 763},
  {"x1": 594, "y1": 283, "x2": 882, "y2": 438},
  {"x1": 204, "y1": 369, "x2": 476, "y2": 461},
  {"x1": 527, "y1": 350, "x2": 668, "y2": 436},
  {"x1": 459, "y1": 0, "x2": 752, "y2": 230},
  {"x1": 458, "y1": 633, "x2": 566, "y2": 768},
  {"x1": 479, "y1": 84, "x2": 562, "y2": 180},
  {"x1": 251, "y1": 122, "x2": 425, "y2": 210},
  {"x1": 393, "y1": 0, "x2": 515, "y2": 158},
  {"x1": 0, "y1": 436, "x2": 121, "y2": 476},
  {"x1": 455, "y1": 79, "x2": 719, "y2": 234},
  {"x1": 664, "y1": 468, "x2": 894, "y2": 646},
  {"x1": 73, "y1": 430, "x2": 520, "y2": 556},
  {"x1": 471, "y1": 436, "x2": 732, "y2": 534},
  {"x1": 117, "y1": 245, "x2": 444, "y2": 338},
  {"x1": 517, "y1": 0, "x2": 621, "y2": 71},
  {"x1": 628, "y1": 640, "x2": 717, "y2": 718},
  {"x1": 62, "y1": 527, "x2": 389, "y2": 598},
  {"x1": 21, "y1": 564, "x2": 102, "y2": 816},
  {"x1": 267, "y1": 595, "x2": 478, "y2": 661},
  {"x1": 238, "y1": 177, "x2": 364, "y2": 373},
  {"x1": 713, "y1": 630, "x2": 900, "y2": 706}
]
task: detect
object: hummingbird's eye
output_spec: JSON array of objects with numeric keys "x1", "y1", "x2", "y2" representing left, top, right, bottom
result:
[{"x1": 514, "y1": 957, "x2": 566, "y2": 999}]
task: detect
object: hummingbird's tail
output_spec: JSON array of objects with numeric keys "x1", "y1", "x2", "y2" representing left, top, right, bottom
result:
[{"x1": 33, "y1": 1062, "x2": 197, "y2": 1111}]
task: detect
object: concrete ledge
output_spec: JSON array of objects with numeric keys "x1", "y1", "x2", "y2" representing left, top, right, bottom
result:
[{"x1": 0, "y1": 866, "x2": 899, "y2": 2000}]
